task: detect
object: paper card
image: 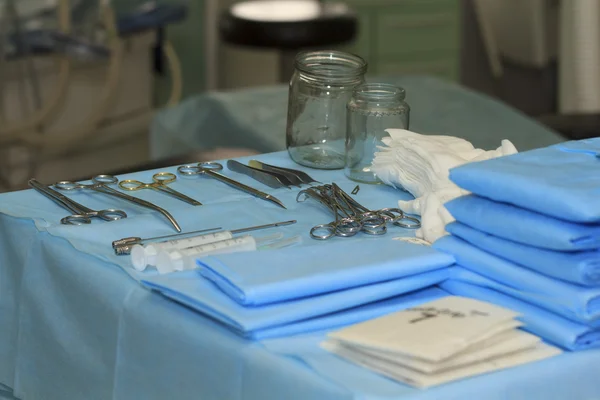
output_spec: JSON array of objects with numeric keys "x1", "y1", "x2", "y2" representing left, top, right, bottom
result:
[
  {"x1": 324, "y1": 340, "x2": 562, "y2": 389},
  {"x1": 324, "y1": 329, "x2": 540, "y2": 374},
  {"x1": 327, "y1": 296, "x2": 522, "y2": 362}
]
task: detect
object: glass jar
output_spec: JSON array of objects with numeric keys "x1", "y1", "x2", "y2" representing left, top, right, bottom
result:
[
  {"x1": 286, "y1": 50, "x2": 368, "y2": 169},
  {"x1": 345, "y1": 83, "x2": 410, "y2": 183}
]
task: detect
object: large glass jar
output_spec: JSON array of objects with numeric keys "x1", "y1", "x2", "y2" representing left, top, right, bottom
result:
[
  {"x1": 286, "y1": 50, "x2": 367, "y2": 169},
  {"x1": 345, "y1": 83, "x2": 410, "y2": 184}
]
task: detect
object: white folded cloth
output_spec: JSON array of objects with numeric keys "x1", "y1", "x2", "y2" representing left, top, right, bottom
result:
[{"x1": 371, "y1": 129, "x2": 518, "y2": 243}]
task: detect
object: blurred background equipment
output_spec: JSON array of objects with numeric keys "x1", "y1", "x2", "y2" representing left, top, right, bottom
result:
[
  {"x1": 219, "y1": 0, "x2": 358, "y2": 83},
  {"x1": 0, "y1": 0, "x2": 188, "y2": 192},
  {"x1": 4, "y1": 0, "x2": 600, "y2": 196}
]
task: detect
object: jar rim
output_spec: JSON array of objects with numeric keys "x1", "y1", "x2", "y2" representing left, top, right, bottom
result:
[
  {"x1": 294, "y1": 50, "x2": 368, "y2": 78},
  {"x1": 352, "y1": 83, "x2": 406, "y2": 100}
]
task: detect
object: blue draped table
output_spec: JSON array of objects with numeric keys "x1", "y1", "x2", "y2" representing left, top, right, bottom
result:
[{"x1": 1, "y1": 152, "x2": 600, "y2": 400}]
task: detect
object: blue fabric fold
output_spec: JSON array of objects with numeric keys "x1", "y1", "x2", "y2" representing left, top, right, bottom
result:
[
  {"x1": 445, "y1": 194, "x2": 600, "y2": 251},
  {"x1": 446, "y1": 222, "x2": 600, "y2": 286},
  {"x1": 440, "y1": 275, "x2": 600, "y2": 351},
  {"x1": 448, "y1": 138, "x2": 600, "y2": 223},
  {"x1": 142, "y1": 268, "x2": 451, "y2": 340},
  {"x1": 433, "y1": 235, "x2": 600, "y2": 324},
  {"x1": 197, "y1": 238, "x2": 454, "y2": 306}
]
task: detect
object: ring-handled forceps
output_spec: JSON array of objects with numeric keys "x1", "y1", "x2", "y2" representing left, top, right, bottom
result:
[
  {"x1": 297, "y1": 187, "x2": 362, "y2": 240},
  {"x1": 118, "y1": 172, "x2": 202, "y2": 206},
  {"x1": 29, "y1": 179, "x2": 127, "y2": 225},
  {"x1": 297, "y1": 183, "x2": 421, "y2": 240},
  {"x1": 54, "y1": 175, "x2": 182, "y2": 232},
  {"x1": 177, "y1": 162, "x2": 286, "y2": 209}
]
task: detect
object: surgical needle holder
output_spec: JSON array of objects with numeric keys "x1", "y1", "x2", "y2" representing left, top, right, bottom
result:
[
  {"x1": 177, "y1": 162, "x2": 287, "y2": 209},
  {"x1": 54, "y1": 175, "x2": 182, "y2": 232},
  {"x1": 29, "y1": 179, "x2": 127, "y2": 225}
]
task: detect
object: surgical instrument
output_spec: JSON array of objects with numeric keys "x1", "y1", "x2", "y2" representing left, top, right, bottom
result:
[
  {"x1": 113, "y1": 226, "x2": 223, "y2": 250},
  {"x1": 118, "y1": 172, "x2": 202, "y2": 206},
  {"x1": 297, "y1": 183, "x2": 420, "y2": 240},
  {"x1": 351, "y1": 185, "x2": 360, "y2": 195},
  {"x1": 128, "y1": 219, "x2": 297, "y2": 267},
  {"x1": 177, "y1": 162, "x2": 287, "y2": 209},
  {"x1": 113, "y1": 227, "x2": 223, "y2": 255},
  {"x1": 28, "y1": 178, "x2": 127, "y2": 225},
  {"x1": 248, "y1": 160, "x2": 321, "y2": 185},
  {"x1": 155, "y1": 233, "x2": 300, "y2": 274},
  {"x1": 227, "y1": 160, "x2": 296, "y2": 189},
  {"x1": 54, "y1": 175, "x2": 182, "y2": 232}
]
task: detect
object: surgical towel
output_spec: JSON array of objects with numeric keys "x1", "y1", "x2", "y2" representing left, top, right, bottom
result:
[
  {"x1": 446, "y1": 222, "x2": 600, "y2": 286},
  {"x1": 449, "y1": 138, "x2": 600, "y2": 223},
  {"x1": 142, "y1": 268, "x2": 451, "y2": 339},
  {"x1": 197, "y1": 238, "x2": 454, "y2": 306},
  {"x1": 433, "y1": 235, "x2": 600, "y2": 324},
  {"x1": 445, "y1": 194, "x2": 600, "y2": 251},
  {"x1": 440, "y1": 276, "x2": 600, "y2": 351}
]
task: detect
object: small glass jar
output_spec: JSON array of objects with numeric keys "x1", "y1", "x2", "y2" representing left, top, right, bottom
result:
[
  {"x1": 286, "y1": 50, "x2": 368, "y2": 169},
  {"x1": 345, "y1": 83, "x2": 410, "y2": 183}
]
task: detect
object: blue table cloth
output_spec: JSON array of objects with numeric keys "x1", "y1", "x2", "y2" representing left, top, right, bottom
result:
[{"x1": 2, "y1": 151, "x2": 600, "y2": 400}]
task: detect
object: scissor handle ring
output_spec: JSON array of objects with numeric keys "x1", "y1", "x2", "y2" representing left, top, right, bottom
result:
[
  {"x1": 334, "y1": 217, "x2": 362, "y2": 237},
  {"x1": 93, "y1": 175, "x2": 119, "y2": 185},
  {"x1": 61, "y1": 214, "x2": 92, "y2": 225},
  {"x1": 362, "y1": 224, "x2": 388, "y2": 236},
  {"x1": 118, "y1": 179, "x2": 145, "y2": 191},
  {"x1": 54, "y1": 181, "x2": 81, "y2": 191},
  {"x1": 393, "y1": 215, "x2": 422, "y2": 229},
  {"x1": 310, "y1": 223, "x2": 336, "y2": 240},
  {"x1": 197, "y1": 162, "x2": 223, "y2": 171},
  {"x1": 153, "y1": 172, "x2": 176, "y2": 184},
  {"x1": 98, "y1": 209, "x2": 128, "y2": 221},
  {"x1": 359, "y1": 212, "x2": 387, "y2": 229}
]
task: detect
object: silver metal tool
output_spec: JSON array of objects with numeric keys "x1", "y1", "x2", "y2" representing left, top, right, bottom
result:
[
  {"x1": 118, "y1": 172, "x2": 202, "y2": 206},
  {"x1": 177, "y1": 162, "x2": 287, "y2": 209},
  {"x1": 226, "y1": 160, "x2": 294, "y2": 189},
  {"x1": 248, "y1": 160, "x2": 321, "y2": 185},
  {"x1": 29, "y1": 178, "x2": 127, "y2": 225},
  {"x1": 297, "y1": 183, "x2": 420, "y2": 240},
  {"x1": 112, "y1": 220, "x2": 297, "y2": 255},
  {"x1": 54, "y1": 175, "x2": 182, "y2": 232}
]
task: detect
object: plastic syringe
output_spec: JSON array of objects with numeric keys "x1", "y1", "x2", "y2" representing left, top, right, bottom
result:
[
  {"x1": 130, "y1": 220, "x2": 296, "y2": 271},
  {"x1": 154, "y1": 233, "x2": 300, "y2": 274}
]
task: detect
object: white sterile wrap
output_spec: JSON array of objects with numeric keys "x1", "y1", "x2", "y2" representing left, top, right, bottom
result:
[{"x1": 371, "y1": 129, "x2": 518, "y2": 243}]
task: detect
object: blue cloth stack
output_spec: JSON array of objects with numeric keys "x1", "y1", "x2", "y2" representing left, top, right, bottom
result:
[
  {"x1": 433, "y1": 138, "x2": 600, "y2": 351},
  {"x1": 142, "y1": 237, "x2": 455, "y2": 340}
]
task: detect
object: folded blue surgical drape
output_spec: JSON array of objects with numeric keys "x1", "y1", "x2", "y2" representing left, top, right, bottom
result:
[
  {"x1": 142, "y1": 268, "x2": 451, "y2": 339},
  {"x1": 446, "y1": 222, "x2": 600, "y2": 286},
  {"x1": 449, "y1": 139, "x2": 600, "y2": 223},
  {"x1": 445, "y1": 194, "x2": 600, "y2": 251},
  {"x1": 197, "y1": 238, "x2": 454, "y2": 306},
  {"x1": 433, "y1": 236, "x2": 600, "y2": 324},
  {"x1": 441, "y1": 275, "x2": 600, "y2": 351}
]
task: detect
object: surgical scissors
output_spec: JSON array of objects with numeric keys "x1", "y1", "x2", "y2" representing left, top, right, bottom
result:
[
  {"x1": 297, "y1": 183, "x2": 421, "y2": 240},
  {"x1": 28, "y1": 179, "x2": 127, "y2": 225},
  {"x1": 118, "y1": 172, "x2": 202, "y2": 206},
  {"x1": 177, "y1": 162, "x2": 286, "y2": 209},
  {"x1": 54, "y1": 175, "x2": 182, "y2": 232}
]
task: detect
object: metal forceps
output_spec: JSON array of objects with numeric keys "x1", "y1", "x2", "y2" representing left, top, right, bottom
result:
[
  {"x1": 28, "y1": 179, "x2": 127, "y2": 225},
  {"x1": 297, "y1": 187, "x2": 362, "y2": 240},
  {"x1": 118, "y1": 172, "x2": 202, "y2": 206},
  {"x1": 177, "y1": 162, "x2": 286, "y2": 209},
  {"x1": 54, "y1": 175, "x2": 182, "y2": 232},
  {"x1": 331, "y1": 183, "x2": 421, "y2": 230}
]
